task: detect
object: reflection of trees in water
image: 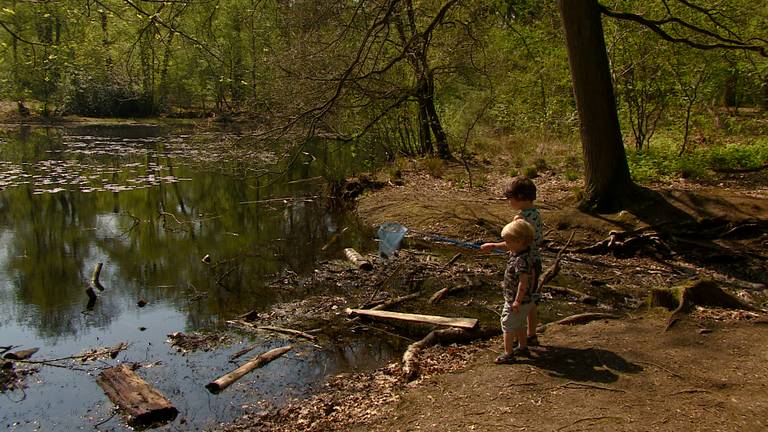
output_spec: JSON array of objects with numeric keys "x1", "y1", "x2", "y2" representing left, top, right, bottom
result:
[
  {"x1": 2, "y1": 185, "x2": 121, "y2": 338},
  {"x1": 0, "y1": 128, "x2": 379, "y2": 339}
]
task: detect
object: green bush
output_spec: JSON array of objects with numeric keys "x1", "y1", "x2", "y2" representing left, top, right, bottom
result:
[{"x1": 627, "y1": 136, "x2": 768, "y2": 182}]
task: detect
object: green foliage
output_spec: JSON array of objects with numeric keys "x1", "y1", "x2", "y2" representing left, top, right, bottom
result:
[
  {"x1": 522, "y1": 165, "x2": 538, "y2": 178},
  {"x1": 705, "y1": 140, "x2": 768, "y2": 171},
  {"x1": 627, "y1": 134, "x2": 768, "y2": 182},
  {"x1": 564, "y1": 169, "x2": 580, "y2": 182}
]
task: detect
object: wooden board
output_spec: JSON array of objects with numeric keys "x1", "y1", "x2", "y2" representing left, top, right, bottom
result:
[
  {"x1": 345, "y1": 308, "x2": 479, "y2": 329},
  {"x1": 96, "y1": 364, "x2": 178, "y2": 427}
]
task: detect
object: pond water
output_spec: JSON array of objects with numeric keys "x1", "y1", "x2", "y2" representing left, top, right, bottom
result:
[{"x1": 0, "y1": 124, "x2": 399, "y2": 431}]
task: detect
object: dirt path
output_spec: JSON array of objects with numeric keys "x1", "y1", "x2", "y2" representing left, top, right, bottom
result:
[{"x1": 351, "y1": 316, "x2": 768, "y2": 432}]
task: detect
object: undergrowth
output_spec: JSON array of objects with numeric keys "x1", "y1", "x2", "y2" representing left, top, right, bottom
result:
[{"x1": 627, "y1": 135, "x2": 768, "y2": 182}]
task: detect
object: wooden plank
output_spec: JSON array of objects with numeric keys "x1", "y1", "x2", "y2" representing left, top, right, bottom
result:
[
  {"x1": 345, "y1": 308, "x2": 478, "y2": 329},
  {"x1": 96, "y1": 364, "x2": 178, "y2": 427}
]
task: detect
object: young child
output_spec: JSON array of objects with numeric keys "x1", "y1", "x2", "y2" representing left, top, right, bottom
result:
[
  {"x1": 481, "y1": 176, "x2": 543, "y2": 346},
  {"x1": 483, "y1": 217, "x2": 538, "y2": 364}
]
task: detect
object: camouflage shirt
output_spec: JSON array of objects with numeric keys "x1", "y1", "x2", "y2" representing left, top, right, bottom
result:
[{"x1": 502, "y1": 247, "x2": 538, "y2": 304}]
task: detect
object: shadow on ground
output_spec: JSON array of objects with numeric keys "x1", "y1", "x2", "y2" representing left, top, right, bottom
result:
[{"x1": 515, "y1": 345, "x2": 643, "y2": 383}]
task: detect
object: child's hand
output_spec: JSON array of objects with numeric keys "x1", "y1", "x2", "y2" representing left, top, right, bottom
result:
[
  {"x1": 480, "y1": 243, "x2": 493, "y2": 252},
  {"x1": 511, "y1": 301, "x2": 521, "y2": 312}
]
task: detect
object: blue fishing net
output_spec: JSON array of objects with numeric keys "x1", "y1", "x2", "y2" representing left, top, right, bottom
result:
[{"x1": 378, "y1": 222, "x2": 408, "y2": 258}]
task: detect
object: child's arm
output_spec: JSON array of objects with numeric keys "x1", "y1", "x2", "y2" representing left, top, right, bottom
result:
[
  {"x1": 480, "y1": 241, "x2": 504, "y2": 251},
  {"x1": 512, "y1": 273, "x2": 530, "y2": 311}
]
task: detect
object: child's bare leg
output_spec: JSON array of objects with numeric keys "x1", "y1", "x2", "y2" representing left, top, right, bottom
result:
[
  {"x1": 503, "y1": 331, "x2": 515, "y2": 355},
  {"x1": 527, "y1": 305, "x2": 538, "y2": 337},
  {"x1": 515, "y1": 329, "x2": 527, "y2": 349}
]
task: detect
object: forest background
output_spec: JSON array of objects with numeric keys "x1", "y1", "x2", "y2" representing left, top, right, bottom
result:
[{"x1": 1, "y1": 0, "x2": 767, "y2": 195}]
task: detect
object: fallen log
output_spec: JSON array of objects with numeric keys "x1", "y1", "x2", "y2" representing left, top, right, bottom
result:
[
  {"x1": 402, "y1": 326, "x2": 499, "y2": 381},
  {"x1": 554, "y1": 313, "x2": 621, "y2": 326},
  {"x1": 96, "y1": 364, "x2": 178, "y2": 427},
  {"x1": 654, "y1": 279, "x2": 757, "y2": 331},
  {"x1": 206, "y1": 345, "x2": 292, "y2": 394},
  {"x1": 344, "y1": 248, "x2": 373, "y2": 271},
  {"x1": 345, "y1": 308, "x2": 479, "y2": 329}
]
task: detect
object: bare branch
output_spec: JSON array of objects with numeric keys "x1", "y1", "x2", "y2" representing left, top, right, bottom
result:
[{"x1": 598, "y1": 4, "x2": 767, "y2": 56}]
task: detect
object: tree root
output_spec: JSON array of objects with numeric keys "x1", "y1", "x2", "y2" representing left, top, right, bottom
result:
[
  {"x1": 651, "y1": 279, "x2": 758, "y2": 331},
  {"x1": 540, "y1": 232, "x2": 574, "y2": 288},
  {"x1": 574, "y1": 228, "x2": 670, "y2": 258},
  {"x1": 402, "y1": 326, "x2": 499, "y2": 382}
]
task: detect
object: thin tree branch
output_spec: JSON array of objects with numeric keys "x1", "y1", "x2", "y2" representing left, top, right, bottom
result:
[{"x1": 599, "y1": 4, "x2": 766, "y2": 56}]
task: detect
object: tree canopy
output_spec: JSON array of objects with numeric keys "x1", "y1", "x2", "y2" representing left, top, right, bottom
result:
[{"x1": 1, "y1": 0, "x2": 767, "y2": 209}]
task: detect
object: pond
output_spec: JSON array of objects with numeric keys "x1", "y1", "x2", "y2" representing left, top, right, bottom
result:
[{"x1": 0, "y1": 124, "x2": 400, "y2": 431}]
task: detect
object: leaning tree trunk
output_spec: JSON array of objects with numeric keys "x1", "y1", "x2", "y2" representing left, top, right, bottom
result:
[
  {"x1": 423, "y1": 71, "x2": 451, "y2": 160},
  {"x1": 559, "y1": 0, "x2": 635, "y2": 213}
]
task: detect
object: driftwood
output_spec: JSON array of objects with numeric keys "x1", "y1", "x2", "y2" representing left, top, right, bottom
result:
[
  {"x1": 428, "y1": 285, "x2": 468, "y2": 305},
  {"x1": 402, "y1": 327, "x2": 499, "y2": 381},
  {"x1": 227, "y1": 321, "x2": 317, "y2": 341},
  {"x1": 85, "y1": 262, "x2": 105, "y2": 304},
  {"x1": 543, "y1": 284, "x2": 597, "y2": 305},
  {"x1": 445, "y1": 252, "x2": 462, "y2": 267},
  {"x1": 91, "y1": 262, "x2": 105, "y2": 291},
  {"x1": 343, "y1": 248, "x2": 373, "y2": 271},
  {"x1": 96, "y1": 364, "x2": 178, "y2": 427},
  {"x1": 206, "y1": 345, "x2": 292, "y2": 394},
  {"x1": 653, "y1": 279, "x2": 757, "y2": 331},
  {"x1": 229, "y1": 343, "x2": 259, "y2": 362},
  {"x1": 539, "y1": 232, "x2": 575, "y2": 288},
  {"x1": 3, "y1": 347, "x2": 39, "y2": 360},
  {"x1": 554, "y1": 313, "x2": 621, "y2": 326},
  {"x1": 255, "y1": 326, "x2": 317, "y2": 341},
  {"x1": 362, "y1": 291, "x2": 422, "y2": 310},
  {"x1": 346, "y1": 308, "x2": 479, "y2": 329}
]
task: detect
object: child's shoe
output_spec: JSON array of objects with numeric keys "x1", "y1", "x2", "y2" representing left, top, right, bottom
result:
[
  {"x1": 526, "y1": 335, "x2": 539, "y2": 346},
  {"x1": 512, "y1": 346, "x2": 531, "y2": 357},
  {"x1": 494, "y1": 353, "x2": 516, "y2": 364}
]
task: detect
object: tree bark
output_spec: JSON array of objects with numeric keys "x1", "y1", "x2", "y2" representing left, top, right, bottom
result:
[
  {"x1": 343, "y1": 248, "x2": 373, "y2": 271},
  {"x1": 559, "y1": 0, "x2": 635, "y2": 212}
]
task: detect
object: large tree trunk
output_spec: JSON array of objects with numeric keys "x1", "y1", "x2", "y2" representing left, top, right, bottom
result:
[
  {"x1": 559, "y1": 0, "x2": 635, "y2": 213},
  {"x1": 423, "y1": 73, "x2": 451, "y2": 160}
]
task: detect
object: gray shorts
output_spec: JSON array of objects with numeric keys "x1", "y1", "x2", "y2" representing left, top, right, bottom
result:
[{"x1": 500, "y1": 301, "x2": 534, "y2": 332}]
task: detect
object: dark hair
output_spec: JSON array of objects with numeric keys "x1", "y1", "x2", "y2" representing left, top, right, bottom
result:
[{"x1": 503, "y1": 176, "x2": 537, "y2": 201}]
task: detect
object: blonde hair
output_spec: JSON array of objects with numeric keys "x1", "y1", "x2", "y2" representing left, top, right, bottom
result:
[{"x1": 501, "y1": 217, "x2": 535, "y2": 246}]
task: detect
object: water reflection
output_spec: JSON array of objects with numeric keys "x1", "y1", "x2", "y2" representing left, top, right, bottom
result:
[{"x1": 0, "y1": 125, "x2": 388, "y2": 430}]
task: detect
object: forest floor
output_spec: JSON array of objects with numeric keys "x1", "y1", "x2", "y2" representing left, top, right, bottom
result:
[{"x1": 221, "y1": 154, "x2": 768, "y2": 431}]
